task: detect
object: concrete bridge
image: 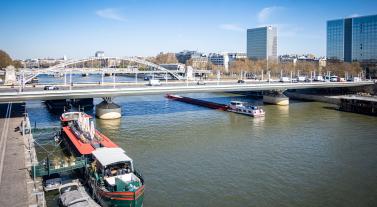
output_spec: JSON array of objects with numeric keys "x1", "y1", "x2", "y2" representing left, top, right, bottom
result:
[{"x1": 0, "y1": 81, "x2": 373, "y2": 102}]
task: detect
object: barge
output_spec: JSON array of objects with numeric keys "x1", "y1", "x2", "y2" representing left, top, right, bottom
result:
[
  {"x1": 165, "y1": 94, "x2": 229, "y2": 110},
  {"x1": 60, "y1": 112, "x2": 145, "y2": 207},
  {"x1": 166, "y1": 94, "x2": 265, "y2": 117}
]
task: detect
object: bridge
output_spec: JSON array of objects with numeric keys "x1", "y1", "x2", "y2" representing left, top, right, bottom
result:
[
  {"x1": 0, "y1": 81, "x2": 373, "y2": 102},
  {"x1": 16, "y1": 56, "x2": 189, "y2": 87}
]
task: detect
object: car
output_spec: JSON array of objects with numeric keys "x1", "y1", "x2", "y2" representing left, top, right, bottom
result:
[
  {"x1": 330, "y1": 76, "x2": 338, "y2": 82},
  {"x1": 148, "y1": 79, "x2": 161, "y2": 86},
  {"x1": 279, "y1": 77, "x2": 290, "y2": 82},
  {"x1": 314, "y1": 76, "x2": 324, "y2": 82},
  {"x1": 296, "y1": 76, "x2": 306, "y2": 82},
  {"x1": 348, "y1": 77, "x2": 361, "y2": 82},
  {"x1": 44, "y1": 85, "x2": 59, "y2": 90},
  {"x1": 197, "y1": 80, "x2": 206, "y2": 85},
  {"x1": 246, "y1": 74, "x2": 257, "y2": 80},
  {"x1": 237, "y1": 80, "x2": 245, "y2": 83},
  {"x1": 305, "y1": 78, "x2": 313, "y2": 82}
]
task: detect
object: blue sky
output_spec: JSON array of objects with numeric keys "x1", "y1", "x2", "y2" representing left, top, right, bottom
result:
[{"x1": 1, "y1": 0, "x2": 376, "y2": 59}]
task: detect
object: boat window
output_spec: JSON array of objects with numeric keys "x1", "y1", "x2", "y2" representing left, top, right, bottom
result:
[{"x1": 104, "y1": 161, "x2": 132, "y2": 177}]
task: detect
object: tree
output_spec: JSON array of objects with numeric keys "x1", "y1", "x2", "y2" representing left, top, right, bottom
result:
[
  {"x1": 153, "y1": 52, "x2": 178, "y2": 64},
  {"x1": 350, "y1": 62, "x2": 362, "y2": 76},
  {"x1": 296, "y1": 61, "x2": 317, "y2": 76},
  {"x1": 12, "y1": 60, "x2": 23, "y2": 68},
  {"x1": 0, "y1": 50, "x2": 13, "y2": 68}
]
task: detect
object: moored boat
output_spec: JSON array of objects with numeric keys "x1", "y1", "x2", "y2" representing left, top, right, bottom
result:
[
  {"x1": 59, "y1": 111, "x2": 145, "y2": 207},
  {"x1": 227, "y1": 101, "x2": 265, "y2": 117},
  {"x1": 58, "y1": 179, "x2": 100, "y2": 207}
]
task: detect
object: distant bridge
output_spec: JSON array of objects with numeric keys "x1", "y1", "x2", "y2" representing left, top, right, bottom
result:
[
  {"x1": 0, "y1": 81, "x2": 373, "y2": 102},
  {"x1": 19, "y1": 56, "x2": 186, "y2": 84}
]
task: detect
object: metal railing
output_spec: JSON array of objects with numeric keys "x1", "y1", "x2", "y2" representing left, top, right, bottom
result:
[{"x1": 22, "y1": 113, "x2": 46, "y2": 207}]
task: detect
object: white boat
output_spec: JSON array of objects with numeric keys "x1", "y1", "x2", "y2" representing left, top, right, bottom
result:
[{"x1": 227, "y1": 101, "x2": 265, "y2": 117}]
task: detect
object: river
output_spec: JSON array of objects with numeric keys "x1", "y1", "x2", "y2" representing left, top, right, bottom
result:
[{"x1": 27, "y1": 92, "x2": 377, "y2": 207}]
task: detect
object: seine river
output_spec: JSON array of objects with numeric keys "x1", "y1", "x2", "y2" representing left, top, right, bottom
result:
[{"x1": 27, "y1": 92, "x2": 377, "y2": 207}]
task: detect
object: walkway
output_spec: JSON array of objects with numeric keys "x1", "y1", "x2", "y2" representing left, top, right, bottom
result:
[{"x1": 0, "y1": 103, "x2": 29, "y2": 207}]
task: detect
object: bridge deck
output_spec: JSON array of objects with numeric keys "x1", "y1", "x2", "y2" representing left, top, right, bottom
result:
[{"x1": 0, "y1": 81, "x2": 374, "y2": 102}]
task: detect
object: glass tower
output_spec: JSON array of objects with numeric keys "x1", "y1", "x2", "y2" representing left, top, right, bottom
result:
[
  {"x1": 327, "y1": 14, "x2": 377, "y2": 63},
  {"x1": 247, "y1": 26, "x2": 277, "y2": 60},
  {"x1": 352, "y1": 15, "x2": 377, "y2": 62}
]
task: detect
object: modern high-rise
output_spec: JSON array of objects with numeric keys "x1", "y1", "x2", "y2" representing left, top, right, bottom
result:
[
  {"x1": 327, "y1": 14, "x2": 377, "y2": 77},
  {"x1": 247, "y1": 26, "x2": 277, "y2": 60}
]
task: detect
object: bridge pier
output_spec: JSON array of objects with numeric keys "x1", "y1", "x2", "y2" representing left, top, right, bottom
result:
[
  {"x1": 263, "y1": 90, "x2": 289, "y2": 105},
  {"x1": 95, "y1": 97, "x2": 121, "y2": 119}
]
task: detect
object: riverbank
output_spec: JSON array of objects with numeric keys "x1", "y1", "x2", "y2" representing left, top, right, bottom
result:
[
  {"x1": 285, "y1": 91, "x2": 377, "y2": 116},
  {"x1": 0, "y1": 103, "x2": 45, "y2": 206}
]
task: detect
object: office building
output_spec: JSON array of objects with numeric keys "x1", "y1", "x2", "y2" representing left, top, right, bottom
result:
[
  {"x1": 327, "y1": 14, "x2": 377, "y2": 77},
  {"x1": 247, "y1": 26, "x2": 277, "y2": 60}
]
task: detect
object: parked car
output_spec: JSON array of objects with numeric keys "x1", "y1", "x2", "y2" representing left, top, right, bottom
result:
[
  {"x1": 338, "y1": 77, "x2": 346, "y2": 82},
  {"x1": 237, "y1": 80, "x2": 245, "y2": 84},
  {"x1": 197, "y1": 80, "x2": 206, "y2": 85},
  {"x1": 246, "y1": 74, "x2": 257, "y2": 80},
  {"x1": 305, "y1": 77, "x2": 313, "y2": 82},
  {"x1": 314, "y1": 76, "x2": 324, "y2": 82},
  {"x1": 279, "y1": 77, "x2": 290, "y2": 82},
  {"x1": 44, "y1": 85, "x2": 59, "y2": 90},
  {"x1": 347, "y1": 77, "x2": 361, "y2": 82},
  {"x1": 330, "y1": 76, "x2": 338, "y2": 82},
  {"x1": 148, "y1": 79, "x2": 161, "y2": 86}
]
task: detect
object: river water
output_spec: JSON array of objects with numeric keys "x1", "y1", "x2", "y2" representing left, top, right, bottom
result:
[{"x1": 27, "y1": 92, "x2": 377, "y2": 207}]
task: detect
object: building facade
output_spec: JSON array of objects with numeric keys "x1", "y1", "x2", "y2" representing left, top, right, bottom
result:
[
  {"x1": 175, "y1": 50, "x2": 202, "y2": 64},
  {"x1": 327, "y1": 14, "x2": 377, "y2": 77},
  {"x1": 247, "y1": 26, "x2": 277, "y2": 60}
]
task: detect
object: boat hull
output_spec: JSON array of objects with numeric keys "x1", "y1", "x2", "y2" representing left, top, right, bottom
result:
[
  {"x1": 88, "y1": 176, "x2": 144, "y2": 207},
  {"x1": 228, "y1": 109, "x2": 265, "y2": 117}
]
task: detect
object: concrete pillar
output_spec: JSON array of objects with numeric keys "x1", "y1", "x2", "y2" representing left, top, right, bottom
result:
[
  {"x1": 95, "y1": 97, "x2": 121, "y2": 119},
  {"x1": 263, "y1": 90, "x2": 289, "y2": 105}
]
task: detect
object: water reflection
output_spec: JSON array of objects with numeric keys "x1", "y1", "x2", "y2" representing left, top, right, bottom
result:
[
  {"x1": 96, "y1": 118, "x2": 121, "y2": 130},
  {"x1": 276, "y1": 105, "x2": 289, "y2": 115}
]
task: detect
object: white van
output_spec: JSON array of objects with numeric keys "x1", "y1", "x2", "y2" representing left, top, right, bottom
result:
[
  {"x1": 297, "y1": 76, "x2": 306, "y2": 82},
  {"x1": 314, "y1": 76, "x2": 324, "y2": 82},
  {"x1": 279, "y1": 77, "x2": 290, "y2": 82},
  {"x1": 148, "y1": 79, "x2": 161, "y2": 86}
]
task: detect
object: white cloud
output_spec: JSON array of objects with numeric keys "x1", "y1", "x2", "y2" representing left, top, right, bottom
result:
[
  {"x1": 96, "y1": 8, "x2": 126, "y2": 22},
  {"x1": 257, "y1": 6, "x2": 284, "y2": 22},
  {"x1": 347, "y1": 13, "x2": 360, "y2": 18},
  {"x1": 219, "y1": 24, "x2": 244, "y2": 32}
]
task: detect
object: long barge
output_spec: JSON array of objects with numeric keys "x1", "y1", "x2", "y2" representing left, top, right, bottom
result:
[
  {"x1": 165, "y1": 94, "x2": 265, "y2": 117},
  {"x1": 165, "y1": 94, "x2": 229, "y2": 110}
]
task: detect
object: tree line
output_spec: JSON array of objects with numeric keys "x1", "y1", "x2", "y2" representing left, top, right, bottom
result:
[{"x1": 228, "y1": 59, "x2": 362, "y2": 78}]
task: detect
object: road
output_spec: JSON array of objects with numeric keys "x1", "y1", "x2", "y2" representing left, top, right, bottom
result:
[{"x1": 0, "y1": 80, "x2": 374, "y2": 102}]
